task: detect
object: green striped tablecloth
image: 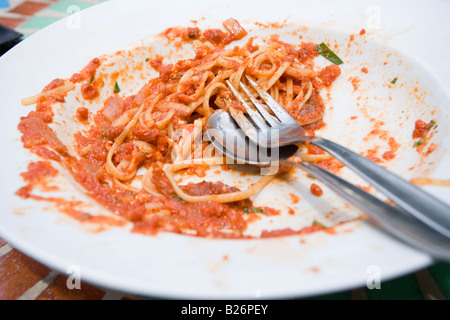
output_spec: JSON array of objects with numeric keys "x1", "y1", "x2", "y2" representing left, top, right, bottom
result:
[
  {"x1": 0, "y1": 0, "x2": 449, "y2": 301},
  {"x1": 0, "y1": 0, "x2": 108, "y2": 37}
]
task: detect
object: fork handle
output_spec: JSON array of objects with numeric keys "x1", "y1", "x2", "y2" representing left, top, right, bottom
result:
[{"x1": 310, "y1": 137, "x2": 450, "y2": 238}]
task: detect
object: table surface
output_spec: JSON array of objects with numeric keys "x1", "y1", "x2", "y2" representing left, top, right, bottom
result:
[{"x1": 1, "y1": 0, "x2": 449, "y2": 300}]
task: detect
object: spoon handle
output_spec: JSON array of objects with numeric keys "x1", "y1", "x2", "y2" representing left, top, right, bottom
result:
[
  {"x1": 286, "y1": 160, "x2": 450, "y2": 262},
  {"x1": 309, "y1": 137, "x2": 450, "y2": 239}
]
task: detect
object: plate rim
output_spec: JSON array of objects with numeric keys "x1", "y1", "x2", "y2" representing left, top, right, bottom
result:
[{"x1": 0, "y1": 0, "x2": 448, "y2": 299}]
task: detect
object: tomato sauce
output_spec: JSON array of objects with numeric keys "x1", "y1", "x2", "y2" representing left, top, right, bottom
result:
[
  {"x1": 70, "y1": 58, "x2": 102, "y2": 83},
  {"x1": 260, "y1": 225, "x2": 324, "y2": 238},
  {"x1": 81, "y1": 83, "x2": 99, "y2": 100},
  {"x1": 289, "y1": 92, "x2": 325, "y2": 124},
  {"x1": 318, "y1": 65, "x2": 341, "y2": 87},
  {"x1": 310, "y1": 183, "x2": 323, "y2": 197},
  {"x1": 16, "y1": 21, "x2": 345, "y2": 240},
  {"x1": 76, "y1": 107, "x2": 89, "y2": 122},
  {"x1": 18, "y1": 113, "x2": 68, "y2": 156},
  {"x1": 382, "y1": 137, "x2": 399, "y2": 160},
  {"x1": 412, "y1": 119, "x2": 429, "y2": 139},
  {"x1": 297, "y1": 42, "x2": 319, "y2": 63}
]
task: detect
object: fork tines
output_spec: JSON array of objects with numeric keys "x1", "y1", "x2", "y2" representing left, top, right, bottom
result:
[{"x1": 225, "y1": 76, "x2": 297, "y2": 147}]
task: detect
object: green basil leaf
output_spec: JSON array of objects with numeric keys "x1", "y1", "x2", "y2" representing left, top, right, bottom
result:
[
  {"x1": 114, "y1": 81, "x2": 120, "y2": 93},
  {"x1": 171, "y1": 194, "x2": 182, "y2": 201},
  {"x1": 312, "y1": 220, "x2": 326, "y2": 227},
  {"x1": 413, "y1": 138, "x2": 426, "y2": 148},
  {"x1": 316, "y1": 42, "x2": 343, "y2": 65},
  {"x1": 427, "y1": 120, "x2": 436, "y2": 131}
]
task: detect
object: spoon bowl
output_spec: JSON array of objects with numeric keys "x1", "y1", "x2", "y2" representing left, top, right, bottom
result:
[{"x1": 206, "y1": 110, "x2": 298, "y2": 165}]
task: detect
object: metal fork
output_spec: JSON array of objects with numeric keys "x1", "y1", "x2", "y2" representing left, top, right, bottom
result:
[
  {"x1": 206, "y1": 111, "x2": 450, "y2": 261},
  {"x1": 225, "y1": 76, "x2": 450, "y2": 239}
]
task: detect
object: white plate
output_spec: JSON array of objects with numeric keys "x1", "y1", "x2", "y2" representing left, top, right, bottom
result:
[{"x1": 0, "y1": 0, "x2": 449, "y2": 299}]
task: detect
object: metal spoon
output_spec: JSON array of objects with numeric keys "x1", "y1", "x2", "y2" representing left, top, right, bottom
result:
[{"x1": 206, "y1": 110, "x2": 450, "y2": 262}]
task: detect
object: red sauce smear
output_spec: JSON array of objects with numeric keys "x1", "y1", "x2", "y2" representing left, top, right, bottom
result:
[
  {"x1": 310, "y1": 183, "x2": 323, "y2": 197},
  {"x1": 412, "y1": 119, "x2": 429, "y2": 139},
  {"x1": 15, "y1": 161, "x2": 126, "y2": 228},
  {"x1": 76, "y1": 107, "x2": 89, "y2": 122},
  {"x1": 260, "y1": 225, "x2": 324, "y2": 238},
  {"x1": 15, "y1": 20, "x2": 346, "y2": 240}
]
